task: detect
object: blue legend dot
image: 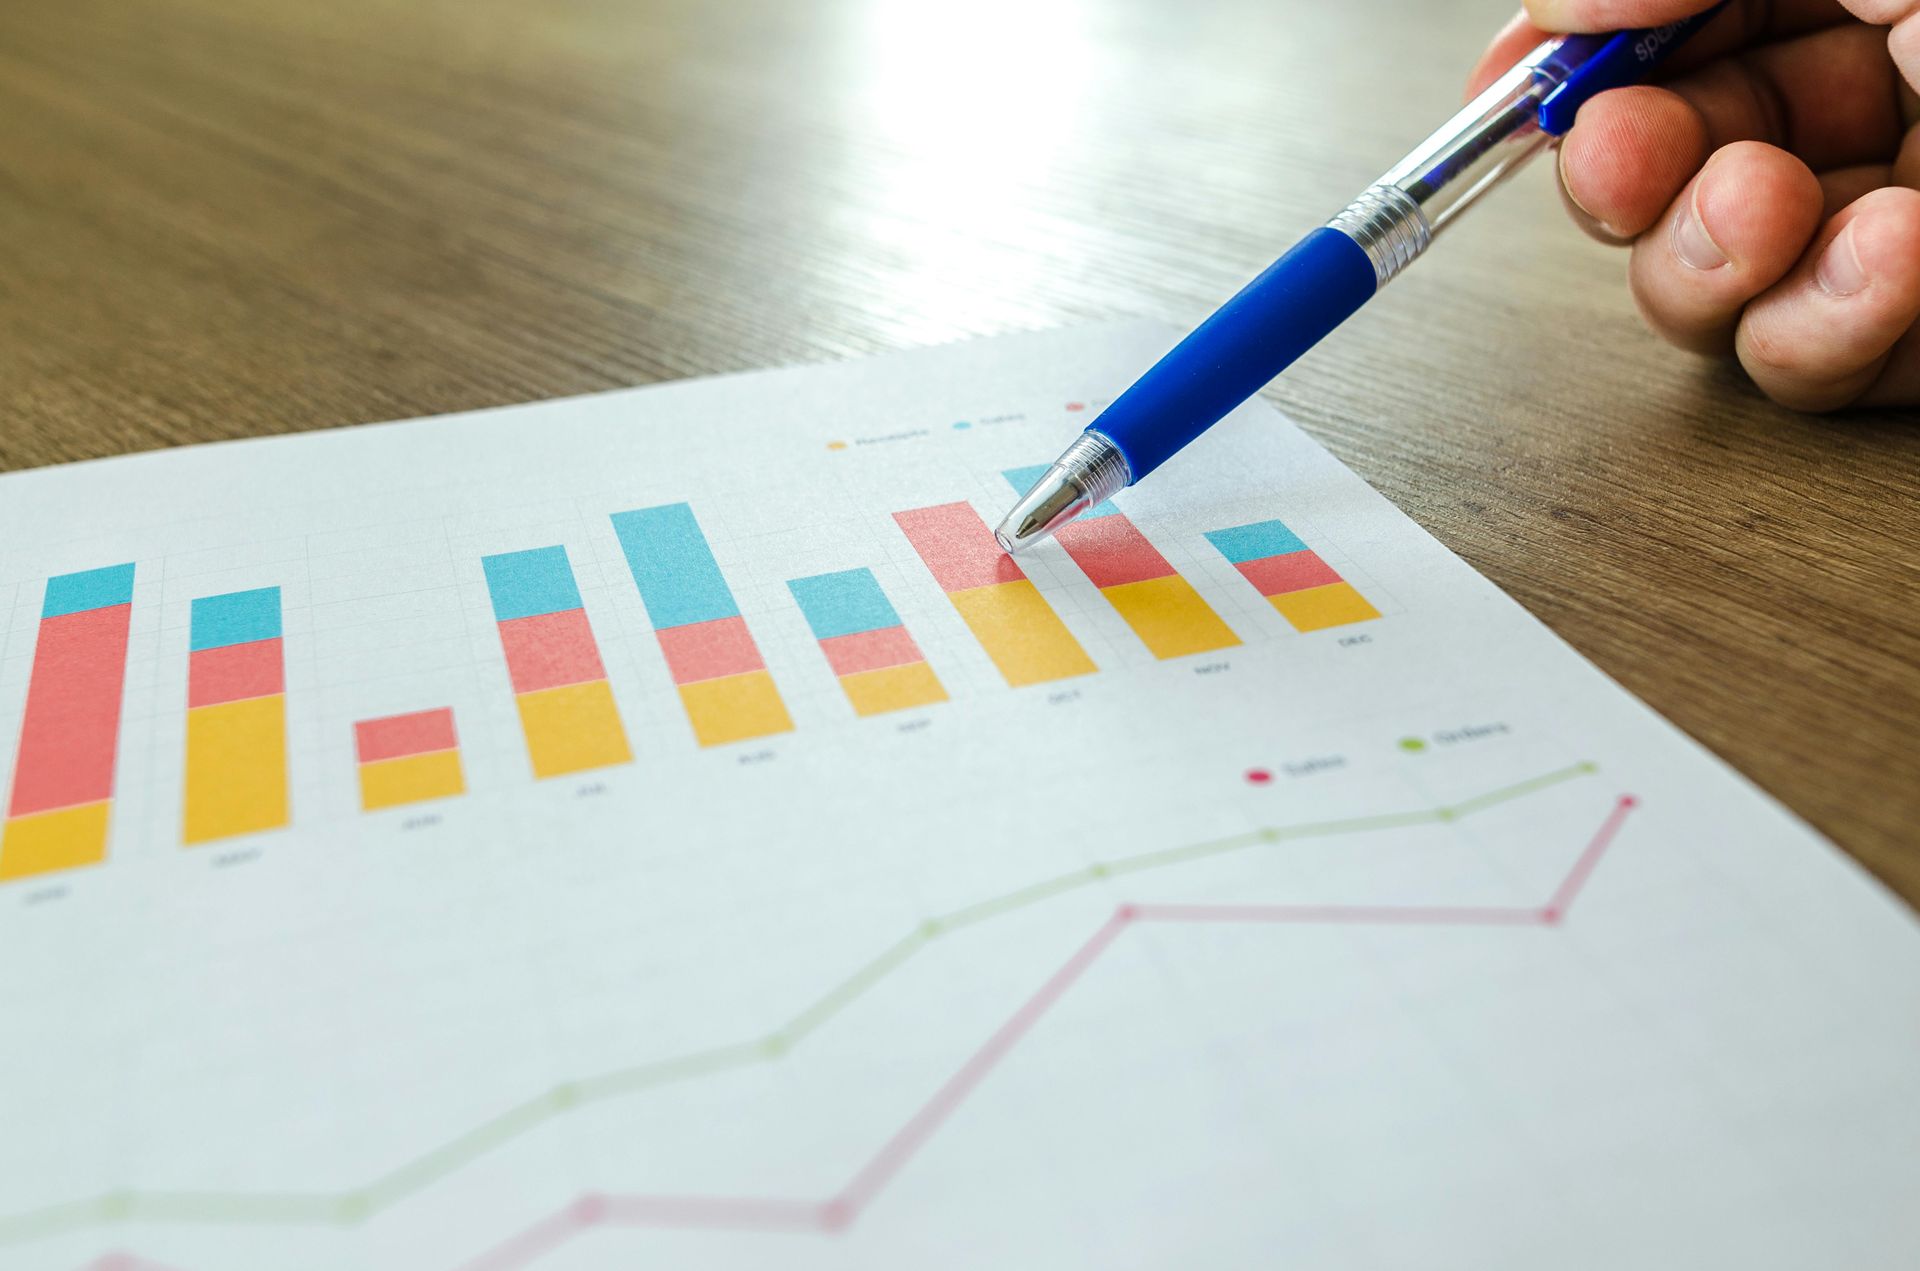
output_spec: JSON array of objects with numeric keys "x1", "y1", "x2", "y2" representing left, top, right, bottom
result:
[{"x1": 952, "y1": 421, "x2": 971, "y2": 430}]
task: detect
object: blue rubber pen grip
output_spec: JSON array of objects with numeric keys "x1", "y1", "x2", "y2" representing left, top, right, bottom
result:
[{"x1": 1090, "y1": 228, "x2": 1377, "y2": 480}]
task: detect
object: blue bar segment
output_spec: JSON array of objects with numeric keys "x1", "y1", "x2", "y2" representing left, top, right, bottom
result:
[
  {"x1": 482, "y1": 547, "x2": 583, "y2": 622},
  {"x1": 610, "y1": 503, "x2": 740, "y2": 631},
  {"x1": 190, "y1": 587, "x2": 282, "y2": 651},
  {"x1": 1205, "y1": 519, "x2": 1308, "y2": 565},
  {"x1": 1002, "y1": 465, "x2": 1120, "y2": 520},
  {"x1": 788, "y1": 569, "x2": 901, "y2": 641},
  {"x1": 43, "y1": 563, "x2": 136, "y2": 619}
]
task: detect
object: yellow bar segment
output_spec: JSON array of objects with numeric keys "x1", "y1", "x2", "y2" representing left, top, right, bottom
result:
[
  {"x1": 184, "y1": 694, "x2": 289, "y2": 845},
  {"x1": 515, "y1": 679, "x2": 632, "y2": 779},
  {"x1": 947, "y1": 580, "x2": 1096, "y2": 687},
  {"x1": 677, "y1": 669, "x2": 794, "y2": 747},
  {"x1": 359, "y1": 750, "x2": 466, "y2": 811},
  {"x1": 839, "y1": 660, "x2": 947, "y2": 717},
  {"x1": 1, "y1": 801, "x2": 111, "y2": 881},
  {"x1": 1269, "y1": 581, "x2": 1381, "y2": 632},
  {"x1": 1101, "y1": 575, "x2": 1241, "y2": 660}
]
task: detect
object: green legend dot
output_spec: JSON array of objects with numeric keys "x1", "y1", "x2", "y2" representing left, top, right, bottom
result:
[{"x1": 1398, "y1": 737, "x2": 1427, "y2": 753}]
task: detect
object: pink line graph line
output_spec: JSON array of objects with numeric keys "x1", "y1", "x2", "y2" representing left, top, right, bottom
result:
[
  {"x1": 832, "y1": 910, "x2": 1134, "y2": 1219},
  {"x1": 1543, "y1": 794, "x2": 1636, "y2": 922},
  {"x1": 102, "y1": 795, "x2": 1639, "y2": 1271}
]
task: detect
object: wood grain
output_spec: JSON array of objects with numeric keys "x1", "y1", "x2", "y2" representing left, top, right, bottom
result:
[{"x1": 0, "y1": 0, "x2": 1914, "y2": 898}]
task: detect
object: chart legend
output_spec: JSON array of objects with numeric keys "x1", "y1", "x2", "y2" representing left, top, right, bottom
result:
[
  {"x1": 355, "y1": 709, "x2": 465, "y2": 811},
  {"x1": 1, "y1": 564, "x2": 135, "y2": 881},
  {"x1": 611, "y1": 503, "x2": 794, "y2": 746},
  {"x1": 788, "y1": 568, "x2": 947, "y2": 716},
  {"x1": 183, "y1": 587, "x2": 289, "y2": 844},
  {"x1": 1206, "y1": 519, "x2": 1380, "y2": 632},
  {"x1": 1003, "y1": 466, "x2": 1240, "y2": 659},
  {"x1": 894, "y1": 502, "x2": 1096, "y2": 687},
  {"x1": 482, "y1": 547, "x2": 633, "y2": 778}
]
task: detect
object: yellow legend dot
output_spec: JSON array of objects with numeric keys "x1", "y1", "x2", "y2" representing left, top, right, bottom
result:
[{"x1": 827, "y1": 440, "x2": 848, "y2": 451}]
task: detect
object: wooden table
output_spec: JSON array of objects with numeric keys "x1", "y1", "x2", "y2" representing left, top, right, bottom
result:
[{"x1": 2, "y1": 0, "x2": 1914, "y2": 899}]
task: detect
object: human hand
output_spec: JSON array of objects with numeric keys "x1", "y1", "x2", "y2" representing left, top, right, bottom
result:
[{"x1": 1469, "y1": 1, "x2": 1920, "y2": 409}]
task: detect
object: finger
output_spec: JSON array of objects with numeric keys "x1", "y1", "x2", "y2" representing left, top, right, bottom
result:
[
  {"x1": 1667, "y1": 23, "x2": 1910, "y2": 170},
  {"x1": 1896, "y1": 122, "x2": 1920, "y2": 187},
  {"x1": 1471, "y1": 0, "x2": 1847, "y2": 100},
  {"x1": 1819, "y1": 165, "x2": 1893, "y2": 217},
  {"x1": 1557, "y1": 86, "x2": 1710, "y2": 240},
  {"x1": 1524, "y1": 0, "x2": 1843, "y2": 38},
  {"x1": 1467, "y1": 11, "x2": 1548, "y2": 98},
  {"x1": 1657, "y1": 0, "x2": 1853, "y2": 76},
  {"x1": 1858, "y1": 321, "x2": 1920, "y2": 405},
  {"x1": 1858, "y1": 5, "x2": 1920, "y2": 97},
  {"x1": 1627, "y1": 141, "x2": 1825, "y2": 352},
  {"x1": 1895, "y1": 16, "x2": 1920, "y2": 96},
  {"x1": 1736, "y1": 186, "x2": 1920, "y2": 409}
]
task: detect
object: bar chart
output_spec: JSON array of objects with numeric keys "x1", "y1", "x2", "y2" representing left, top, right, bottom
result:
[
  {"x1": 788, "y1": 568, "x2": 947, "y2": 716},
  {"x1": 1, "y1": 564, "x2": 135, "y2": 880},
  {"x1": 0, "y1": 483, "x2": 1390, "y2": 867},
  {"x1": 183, "y1": 587, "x2": 289, "y2": 845},
  {"x1": 482, "y1": 547, "x2": 633, "y2": 778},
  {"x1": 355, "y1": 709, "x2": 465, "y2": 811},
  {"x1": 1206, "y1": 519, "x2": 1381, "y2": 632},
  {"x1": 611, "y1": 503, "x2": 794, "y2": 746},
  {"x1": 1002, "y1": 467, "x2": 1240, "y2": 660},
  {"x1": 894, "y1": 502, "x2": 1096, "y2": 687}
]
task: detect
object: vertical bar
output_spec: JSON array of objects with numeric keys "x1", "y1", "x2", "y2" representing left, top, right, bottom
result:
[
  {"x1": 482, "y1": 547, "x2": 632, "y2": 779},
  {"x1": 1001, "y1": 468, "x2": 1239, "y2": 660},
  {"x1": 1, "y1": 564, "x2": 136, "y2": 882},
  {"x1": 1205, "y1": 519, "x2": 1380, "y2": 632},
  {"x1": 183, "y1": 586, "x2": 289, "y2": 845},
  {"x1": 893, "y1": 502, "x2": 1095, "y2": 687},
  {"x1": 610, "y1": 504, "x2": 793, "y2": 747},
  {"x1": 787, "y1": 569, "x2": 946, "y2": 717},
  {"x1": 355, "y1": 707, "x2": 465, "y2": 811}
]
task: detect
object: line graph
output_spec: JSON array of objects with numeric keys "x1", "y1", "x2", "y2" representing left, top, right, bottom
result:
[
  {"x1": 454, "y1": 794, "x2": 1636, "y2": 1271},
  {"x1": 6, "y1": 763, "x2": 1607, "y2": 1264}
]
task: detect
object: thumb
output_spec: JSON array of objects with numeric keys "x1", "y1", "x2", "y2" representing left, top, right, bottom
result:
[{"x1": 1524, "y1": 0, "x2": 1726, "y2": 33}]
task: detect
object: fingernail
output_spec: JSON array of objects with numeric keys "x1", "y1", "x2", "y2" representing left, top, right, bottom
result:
[
  {"x1": 1671, "y1": 194, "x2": 1728, "y2": 271},
  {"x1": 1816, "y1": 221, "x2": 1868, "y2": 297},
  {"x1": 1558, "y1": 147, "x2": 1626, "y2": 239}
]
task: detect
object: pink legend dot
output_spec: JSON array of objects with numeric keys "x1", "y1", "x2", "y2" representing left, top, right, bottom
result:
[
  {"x1": 1065, "y1": 401, "x2": 1085, "y2": 412},
  {"x1": 1244, "y1": 768, "x2": 1273, "y2": 785}
]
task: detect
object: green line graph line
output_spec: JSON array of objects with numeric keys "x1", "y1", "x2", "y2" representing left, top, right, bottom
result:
[{"x1": 0, "y1": 761, "x2": 1597, "y2": 1247}]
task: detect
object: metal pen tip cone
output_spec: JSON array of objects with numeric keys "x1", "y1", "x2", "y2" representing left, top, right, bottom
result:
[
  {"x1": 993, "y1": 432, "x2": 1133, "y2": 556},
  {"x1": 995, "y1": 472, "x2": 1081, "y2": 555}
]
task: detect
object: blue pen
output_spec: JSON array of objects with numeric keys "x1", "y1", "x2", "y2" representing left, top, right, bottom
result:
[{"x1": 995, "y1": 5, "x2": 1729, "y2": 553}]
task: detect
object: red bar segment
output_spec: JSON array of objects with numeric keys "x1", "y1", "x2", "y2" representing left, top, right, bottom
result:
[
  {"x1": 355, "y1": 708, "x2": 459, "y2": 764},
  {"x1": 893, "y1": 503, "x2": 1027, "y2": 594},
  {"x1": 656, "y1": 615, "x2": 765, "y2": 686},
  {"x1": 820, "y1": 626, "x2": 924, "y2": 677},
  {"x1": 497, "y1": 608, "x2": 608, "y2": 694},
  {"x1": 187, "y1": 638, "x2": 285, "y2": 708},
  {"x1": 8, "y1": 604, "x2": 133, "y2": 818},
  {"x1": 1237, "y1": 550, "x2": 1343, "y2": 596},
  {"x1": 1055, "y1": 514, "x2": 1177, "y2": 589}
]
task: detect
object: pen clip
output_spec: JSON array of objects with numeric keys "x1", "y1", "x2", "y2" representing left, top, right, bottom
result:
[{"x1": 1535, "y1": 1, "x2": 1731, "y2": 136}]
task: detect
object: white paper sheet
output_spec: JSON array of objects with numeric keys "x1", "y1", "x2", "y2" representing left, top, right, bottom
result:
[{"x1": 1, "y1": 323, "x2": 1915, "y2": 1271}]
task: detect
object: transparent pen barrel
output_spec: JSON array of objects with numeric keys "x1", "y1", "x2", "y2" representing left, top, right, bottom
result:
[{"x1": 1378, "y1": 55, "x2": 1559, "y2": 232}]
